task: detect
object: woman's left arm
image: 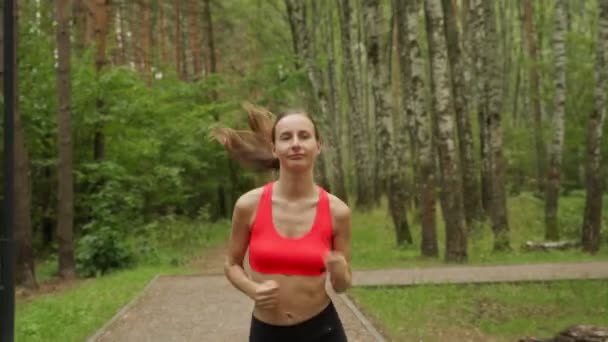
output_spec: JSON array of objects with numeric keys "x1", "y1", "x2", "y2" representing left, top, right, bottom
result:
[{"x1": 325, "y1": 196, "x2": 352, "y2": 293}]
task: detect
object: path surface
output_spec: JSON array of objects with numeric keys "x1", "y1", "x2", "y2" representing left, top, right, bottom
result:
[{"x1": 88, "y1": 247, "x2": 608, "y2": 342}]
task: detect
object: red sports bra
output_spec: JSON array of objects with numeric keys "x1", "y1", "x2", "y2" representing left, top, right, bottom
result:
[{"x1": 248, "y1": 182, "x2": 333, "y2": 276}]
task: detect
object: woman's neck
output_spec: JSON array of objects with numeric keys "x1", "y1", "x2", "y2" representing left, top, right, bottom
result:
[{"x1": 275, "y1": 169, "x2": 316, "y2": 200}]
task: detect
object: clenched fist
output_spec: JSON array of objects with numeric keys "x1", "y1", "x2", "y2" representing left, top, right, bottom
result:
[{"x1": 254, "y1": 280, "x2": 279, "y2": 309}]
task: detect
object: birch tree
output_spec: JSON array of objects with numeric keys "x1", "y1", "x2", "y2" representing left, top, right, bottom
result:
[
  {"x1": 544, "y1": 0, "x2": 568, "y2": 241},
  {"x1": 523, "y1": 0, "x2": 546, "y2": 193},
  {"x1": 363, "y1": 0, "x2": 412, "y2": 244},
  {"x1": 442, "y1": 0, "x2": 481, "y2": 225},
  {"x1": 582, "y1": 0, "x2": 608, "y2": 253},
  {"x1": 484, "y1": 0, "x2": 510, "y2": 250},
  {"x1": 425, "y1": 0, "x2": 467, "y2": 262},
  {"x1": 338, "y1": 0, "x2": 375, "y2": 209}
]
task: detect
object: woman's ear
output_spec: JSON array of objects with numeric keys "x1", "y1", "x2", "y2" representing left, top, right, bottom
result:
[{"x1": 272, "y1": 142, "x2": 277, "y2": 158}]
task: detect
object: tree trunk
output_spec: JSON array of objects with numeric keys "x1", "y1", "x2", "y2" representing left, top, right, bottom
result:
[
  {"x1": 337, "y1": 0, "x2": 374, "y2": 209},
  {"x1": 484, "y1": 0, "x2": 511, "y2": 251},
  {"x1": 523, "y1": 0, "x2": 546, "y2": 194},
  {"x1": 56, "y1": 0, "x2": 76, "y2": 279},
  {"x1": 141, "y1": 0, "x2": 152, "y2": 84},
  {"x1": 425, "y1": 0, "x2": 467, "y2": 262},
  {"x1": 544, "y1": 0, "x2": 567, "y2": 241},
  {"x1": 323, "y1": 0, "x2": 348, "y2": 203},
  {"x1": 84, "y1": 0, "x2": 109, "y2": 161},
  {"x1": 203, "y1": 0, "x2": 216, "y2": 74},
  {"x1": 175, "y1": 0, "x2": 184, "y2": 79},
  {"x1": 582, "y1": 0, "x2": 608, "y2": 254},
  {"x1": 442, "y1": 0, "x2": 481, "y2": 226},
  {"x1": 189, "y1": 0, "x2": 202, "y2": 78},
  {"x1": 72, "y1": 0, "x2": 87, "y2": 53},
  {"x1": 363, "y1": 0, "x2": 412, "y2": 245},
  {"x1": 469, "y1": 0, "x2": 492, "y2": 214},
  {"x1": 1, "y1": 1, "x2": 37, "y2": 289},
  {"x1": 397, "y1": 0, "x2": 438, "y2": 257}
]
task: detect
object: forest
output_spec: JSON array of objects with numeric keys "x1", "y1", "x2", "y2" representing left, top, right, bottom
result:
[{"x1": 0, "y1": 0, "x2": 607, "y2": 297}]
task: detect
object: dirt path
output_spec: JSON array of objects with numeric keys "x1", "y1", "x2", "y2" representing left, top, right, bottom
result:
[{"x1": 87, "y1": 245, "x2": 608, "y2": 342}]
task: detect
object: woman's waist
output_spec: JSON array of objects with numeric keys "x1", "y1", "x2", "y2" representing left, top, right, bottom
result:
[{"x1": 251, "y1": 274, "x2": 331, "y2": 325}]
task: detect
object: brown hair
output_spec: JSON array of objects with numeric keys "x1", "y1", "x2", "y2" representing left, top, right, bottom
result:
[{"x1": 210, "y1": 103, "x2": 320, "y2": 171}]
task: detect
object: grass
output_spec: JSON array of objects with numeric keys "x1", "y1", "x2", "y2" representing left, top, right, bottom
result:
[
  {"x1": 350, "y1": 192, "x2": 608, "y2": 269},
  {"x1": 349, "y1": 280, "x2": 608, "y2": 341},
  {"x1": 16, "y1": 218, "x2": 230, "y2": 342}
]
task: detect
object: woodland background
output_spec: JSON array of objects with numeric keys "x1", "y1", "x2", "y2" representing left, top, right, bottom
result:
[{"x1": 0, "y1": 0, "x2": 607, "y2": 291}]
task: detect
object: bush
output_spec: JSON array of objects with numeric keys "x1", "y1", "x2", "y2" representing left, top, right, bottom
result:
[{"x1": 76, "y1": 225, "x2": 135, "y2": 277}]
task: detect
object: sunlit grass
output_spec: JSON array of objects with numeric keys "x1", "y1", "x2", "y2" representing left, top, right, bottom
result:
[
  {"x1": 350, "y1": 192, "x2": 608, "y2": 269},
  {"x1": 350, "y1": 280, "x2": 608, "y2": 341}
]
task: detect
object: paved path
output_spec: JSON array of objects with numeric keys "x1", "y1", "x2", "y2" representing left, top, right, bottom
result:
[
  {"x1": 87, "y1": 257, "x2": 608, "y2": 342},
  {"x1": 352, "y1": 261, "x2": 608, "y2": 287}
]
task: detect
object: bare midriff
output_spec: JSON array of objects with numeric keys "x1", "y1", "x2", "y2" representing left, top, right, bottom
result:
[{"x1": 249, "y1": 269, "x2": 331, "y2": 326}]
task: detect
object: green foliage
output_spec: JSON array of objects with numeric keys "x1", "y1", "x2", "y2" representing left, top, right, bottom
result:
[{"x1": 76, "y1": 226, "x2": 135, "y2": 277}]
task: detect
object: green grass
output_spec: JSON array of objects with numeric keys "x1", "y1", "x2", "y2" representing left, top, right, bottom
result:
[
  {"x1": 349, "y1": 280, "x2": 608, "y2": 341},
  {"x1": 16, "y1": 265, "x2": 186, "y2": 342},
  {"x1": 351, "y1": 192, "x2": 608, "y2": 269},
  {"x1": 16, "y1": 218, "x2": 230, "y2": 342}
]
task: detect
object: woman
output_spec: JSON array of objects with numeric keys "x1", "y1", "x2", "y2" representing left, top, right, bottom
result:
[{"x1": 212, "y1": 103, "x2": 352, "y2": 342}]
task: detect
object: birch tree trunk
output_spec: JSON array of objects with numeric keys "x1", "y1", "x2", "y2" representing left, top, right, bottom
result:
[
  {"x1": 56, "y1": 0, "x2": 76, "y2": 279},
  {"x1": 544, "y1": 0, "x2": 568, "y2": 241},
  {"x1": 338, "y1": 0, "x2": 375, "y2": 209},
  {"x1": 442, "y1": 0, "x2": 481, "y2": 225},
  {"x1": 582, "y1": 0, "x2": 608, "y2": 253},
  {"x1": 470, "y1": 0, "x2": 492, "y2": 214},
  {"x1": 363, "y1": 0, "x2": 387, "y2": 188},
  {"x1": 523, "y1": 0, "x2": 546, "y2": 194},
  {"x1": 425, "y1": 0, "x2": 467, "y2": 262},
  {"x1": 397, "y1": 0, "x2": 438, "y2": 256},
  {"x1": 484, "y1": 0, "x2": 510, "y2": 251},
  {"x1": 323, "y1": 0, "x2": 348, "y2": 202},
  {"x1": 363, "y1": 0, "x2": 412, "y2": 245}
]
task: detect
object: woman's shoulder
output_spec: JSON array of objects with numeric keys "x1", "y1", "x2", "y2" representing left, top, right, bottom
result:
[
  {"x1": 326, "y1": 192, "x2": 351, "y2": 221},
  {"x1": 234, "y1": 186, "x2": 265, "y2": 213}
]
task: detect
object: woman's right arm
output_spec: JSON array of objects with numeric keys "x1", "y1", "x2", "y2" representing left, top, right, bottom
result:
[{"x1": 224, "y1": 190, "x2": 261, "y2": 300}]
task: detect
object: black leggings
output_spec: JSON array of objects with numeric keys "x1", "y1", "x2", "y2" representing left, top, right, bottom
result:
[{"x1": 249, "y1": 301, "x2": 348, "y2": 342}]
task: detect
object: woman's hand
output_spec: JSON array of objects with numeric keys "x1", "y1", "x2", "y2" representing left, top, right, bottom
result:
[
  {"x1": 253, "y1": 280, "x2": 280, "y2": 309},
  {"x1": 324, "y1": 251, "x2": 351, "y2": 292}
]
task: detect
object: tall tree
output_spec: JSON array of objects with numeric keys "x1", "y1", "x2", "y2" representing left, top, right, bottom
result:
[
  {"x1": 363, "y1": 0, "x2": 412, "y2": 245},
  {"x1": 363, "y1": 0, "x2": 388, "y2": 194},
  {"x1": 425, "y1": 0, "x2": 467, "y2": 262},
  {"x1": 337, "y1": 0, "x2": 374, "y2": 209},
  {"x1": 2, "y1": 0, "x2": 37, "y2": 289},
  {"x1": 523, "y1": 0, "x2": 546, "y2": 193},
  {"x1": 175, "y1": 0, "x2": 184, "y2": 79},
  {"x1": 470, "y1": 0, "x2": 492, "y2": 214},
  {"x1": 397, "y1": 0, "x2": 438, "y2": 256},
  {"x1": 56, "y1": 0, "x2": 76, "y2": 279},
  {"x1": 84, "y1": 0, "x2": 110, "y2": 161},
  {"x1": 582, "y1": 0, "x2": 608, "y2": 253},
  {"x1": 544, "y1": 0, "x2": 568, "y2": 241},
  {"x1": 322, "y1": 0, "x2": 348, "y2": 202},
  {"x1": 484, "y1": 0, "x2": 510, "y2": 251},
  {"x1": 442, "y1": 0, "x2": 481, "y2": 226},
  {"x1": 202, "y1": 0, "x2": 216, "y2": 75},
  {"x1": 189, "y1": 0, "x2": 203, "y2": 78}
]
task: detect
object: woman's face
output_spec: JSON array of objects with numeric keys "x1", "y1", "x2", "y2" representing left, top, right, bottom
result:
[{"x1": 272, "y1": 114, "x2": 320, "y2": 172}]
